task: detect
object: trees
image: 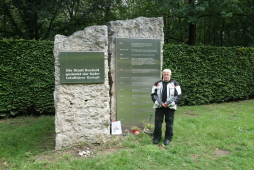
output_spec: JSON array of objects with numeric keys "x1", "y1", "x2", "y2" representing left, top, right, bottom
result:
[
  {"x1": 1, "y1": 0, "x2": 62, "y2": 40},
  {"x1": 0, "y1": 0, "x2": 253, "y2": 47},
  {"x1": 159, "y1": 0, "x2": 254, "y2": 46}
]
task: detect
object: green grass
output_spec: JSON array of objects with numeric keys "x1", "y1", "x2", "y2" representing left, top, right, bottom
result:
[{"x1": 0, "y1": 100, "x2": 254, "y2": 170}]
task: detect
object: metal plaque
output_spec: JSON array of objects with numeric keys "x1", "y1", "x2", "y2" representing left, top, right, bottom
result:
[
  {"x1": 59, "y1": 51, "x2": 104, "y2": 83},
  {"x1": 115, "y1": 38, "x2": 161, "y2": 129}
]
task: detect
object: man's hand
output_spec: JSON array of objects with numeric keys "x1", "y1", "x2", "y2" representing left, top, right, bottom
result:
[{"x1": 161, "y1": 102, "x2": 168, "y2": 107}]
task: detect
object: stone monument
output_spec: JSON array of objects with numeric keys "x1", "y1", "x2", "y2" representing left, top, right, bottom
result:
[
  {"x1": 54, "y1": 26, "x2": 110, "y2": 150},
  {"x1": 54, "y1": 17, "x2": 164, "y2": 149}
]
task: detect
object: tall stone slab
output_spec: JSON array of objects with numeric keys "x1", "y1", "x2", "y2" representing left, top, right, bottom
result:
[
  {"x1": 107, "y1": 17, "x2": 164, "y2": 121},
  {"x1": 54, "y1": 26, "x2": 110, "y2": 150}
]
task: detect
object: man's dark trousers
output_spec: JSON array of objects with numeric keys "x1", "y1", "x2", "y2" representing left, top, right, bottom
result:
[{"x1": 153, "y1": 108, "x2": 175, "y2": 140}]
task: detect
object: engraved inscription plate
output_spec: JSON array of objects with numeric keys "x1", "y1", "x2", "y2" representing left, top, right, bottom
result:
[
  {"x1": 59, "y1": 52, "x2": 104, "y2": 83},
  {"x1": 116, "y1": 38, "x2": 161, "y2": 128}
]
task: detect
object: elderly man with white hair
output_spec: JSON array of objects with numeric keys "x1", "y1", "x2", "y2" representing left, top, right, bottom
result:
[{"x1": 151, "y1": 69, "x2": 182, "y2": 145}]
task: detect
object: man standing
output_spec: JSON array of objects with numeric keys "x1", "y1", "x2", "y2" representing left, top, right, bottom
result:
[{"x1": 151, "y1": 69, "x2": 181, "y2": 145}]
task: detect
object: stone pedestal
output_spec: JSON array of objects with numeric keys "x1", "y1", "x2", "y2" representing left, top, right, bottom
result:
[
  {"x1": 54, "y1": 26, "x2": 110, "y2": 150},
  {"x1": 107, "y1": 17, "x2": 164, "y2": 121}
]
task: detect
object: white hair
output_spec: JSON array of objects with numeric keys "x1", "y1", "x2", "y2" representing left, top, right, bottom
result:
[{"x1": 162, "y1": 69, "x2": 172, "y2": 75}]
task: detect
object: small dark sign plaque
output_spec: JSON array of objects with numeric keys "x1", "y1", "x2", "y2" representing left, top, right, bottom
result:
[{"x1": 59, "y1": 51, "x2": 104, "y2": 83}]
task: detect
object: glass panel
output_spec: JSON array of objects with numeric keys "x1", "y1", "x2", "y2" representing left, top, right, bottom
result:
[{"x1": 116, "y1": 38, "x2": 161, "y2": 129}]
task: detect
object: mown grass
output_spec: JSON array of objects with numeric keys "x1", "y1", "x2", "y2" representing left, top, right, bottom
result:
[{"x1": 0, "y1": 99, "x2": 253, "y2": 170}]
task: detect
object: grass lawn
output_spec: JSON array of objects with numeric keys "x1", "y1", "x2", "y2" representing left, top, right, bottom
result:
[{"x1": 0, "y1": 99, "x2": 253, "y2": 170}]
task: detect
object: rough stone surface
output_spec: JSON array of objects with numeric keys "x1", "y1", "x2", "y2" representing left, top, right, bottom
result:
[
  {"x1": 54, "y1": 26, "x2": 110, "y2": 150},
  {"x1": 107, "y1": 17, "x2": 164, "y2": 121}
]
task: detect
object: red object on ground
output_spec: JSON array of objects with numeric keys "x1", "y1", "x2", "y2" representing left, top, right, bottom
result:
[{"x1": 132, "y1": 129, "x2": 139, "y2": 134}]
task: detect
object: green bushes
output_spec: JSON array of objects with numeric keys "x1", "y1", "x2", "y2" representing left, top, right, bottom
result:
[
  {"x1": 0, "y1": 40, "x2": 253, "y2": 117},
  {"x1": 0, "y1": 39, "x2": 54, "y2": 117},
  {"x1": 163, "y1": 45, "x2": 254, "y2": 106}
]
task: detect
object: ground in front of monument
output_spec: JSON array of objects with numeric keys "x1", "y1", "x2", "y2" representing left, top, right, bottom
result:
[{"x1": 1, "y1": 99, "x2": 253, "y2": 169}]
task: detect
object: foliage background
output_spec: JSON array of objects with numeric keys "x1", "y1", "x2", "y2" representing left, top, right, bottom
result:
[
  {"x1": 163, "y1": 45, "x2": 254, "y2": 105},
  {"x1": 0, "y1": 40, "x2": 54, "y2": 117},
  {"x1": 1, "y1": 0, "x2": 254, "y2": 47},
  {"x1": 0, "y1": 40, "x2": 253, "y2": 117}
]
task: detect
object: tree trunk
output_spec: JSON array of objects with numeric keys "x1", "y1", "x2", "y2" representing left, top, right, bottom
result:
[
  {"x1": 188, "y1": 23, "x2": 196, "y2": 45},
  {"x1": 188, "y1": 0, "x2": 196, "y2": 46}
]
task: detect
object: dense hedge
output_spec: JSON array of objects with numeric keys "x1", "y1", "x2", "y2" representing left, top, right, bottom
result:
[
  {"x1": 0, "y1": 39, "x2": 54, "y2": 117},
  {"x1": 163, "y1": 45, "x2": 254, "y2": 106},
  {"x1": 1, "y1": 40, "x2": 254, "y2": 117}
]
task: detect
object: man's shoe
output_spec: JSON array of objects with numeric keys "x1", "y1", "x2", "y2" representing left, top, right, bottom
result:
[
  {"x1": 164, "y1": 139, "x2": 170, "y2": 145},
  {"x1": 153, "y1": 138, "x2": 161, "y2": 144}
]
